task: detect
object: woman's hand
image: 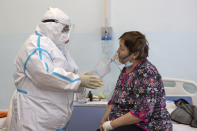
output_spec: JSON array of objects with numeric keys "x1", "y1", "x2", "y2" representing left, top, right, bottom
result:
[{"x1": 102, "y1": 121, "x2": 114, "y2": 130}]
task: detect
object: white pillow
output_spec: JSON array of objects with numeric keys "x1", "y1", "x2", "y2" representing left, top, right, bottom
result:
[{"x1": 166, "y1": 101, "x2": 177, "y2": 114}]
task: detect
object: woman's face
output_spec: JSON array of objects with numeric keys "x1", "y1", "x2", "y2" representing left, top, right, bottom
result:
[{"x1": 117, "y1": 40, "x2": 130, "y2": 64}]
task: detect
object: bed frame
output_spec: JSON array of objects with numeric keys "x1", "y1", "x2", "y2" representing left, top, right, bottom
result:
[{"x1": 163, "y1": 77, "x2": 197, "y2": 106}]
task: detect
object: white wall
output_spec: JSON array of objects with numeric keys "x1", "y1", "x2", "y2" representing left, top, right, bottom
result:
[
  {"x1": 0, "y1": 0, "x2": 197, "y2": 109},
  {"x1": 111, "y1": 0, "x2": 197, "y2": 32},
  {"x1": 111, "y1": 0, "x2": 197, "y2": 81},
  {"x1": 0, "y1": 0, "x2": 105, "y2": 35}
]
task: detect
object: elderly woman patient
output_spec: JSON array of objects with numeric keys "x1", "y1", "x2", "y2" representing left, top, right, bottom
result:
[{"x1": 100, "y1": 31, "x2": 172, "y2": 131}]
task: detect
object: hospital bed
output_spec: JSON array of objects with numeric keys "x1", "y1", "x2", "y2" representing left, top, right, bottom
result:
[
  {"x1": 1, "y1": 78, "x2": 197, "y2": 131},
  {"x1": 163, "y1": 77, "x2": 197, "y2": 131}
]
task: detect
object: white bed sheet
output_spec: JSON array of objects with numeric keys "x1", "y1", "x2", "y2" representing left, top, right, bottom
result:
[{"x1": 173, "y1": 123, "x2": 197, "y2": 131}]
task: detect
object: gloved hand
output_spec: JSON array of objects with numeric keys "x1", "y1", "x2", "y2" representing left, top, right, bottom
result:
[
  {"x1": 102, "y1": 121, "x2": 113, "y2": 130},
  {"x1": 79, "y1": 73, "x2": 103, "y2": 89}
]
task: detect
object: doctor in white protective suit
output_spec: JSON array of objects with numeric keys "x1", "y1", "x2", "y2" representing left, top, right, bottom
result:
[{"x1": 10, "y1": 8, "x2": 103, "y2": 131}]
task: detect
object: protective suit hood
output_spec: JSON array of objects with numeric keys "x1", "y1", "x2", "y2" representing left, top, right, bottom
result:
[
  {"x1": 42, "y1": 7, "x2": 71, "y2": 25},
  {"x1": 36, "y1": 8, "x2": 71, "y2": 51},
  {"x1": 35, "y1": 7, "x2": 78, "y2": 75}
]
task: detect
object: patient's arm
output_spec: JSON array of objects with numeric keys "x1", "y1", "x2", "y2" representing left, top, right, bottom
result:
[
  {"x1": 100, "y1": 104, "x2": 113, "y2": 124},
  {"x1": 100, "y1": 104, "x2": 113, "y2": 131},
  {"x1": 110, "y1": 112, "x2": 141, "y2": 128}
]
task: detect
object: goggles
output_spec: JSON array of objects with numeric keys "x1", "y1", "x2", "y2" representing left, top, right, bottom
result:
[{"x1": 42, "y1": 19, "x2": 72, "y2": 33}]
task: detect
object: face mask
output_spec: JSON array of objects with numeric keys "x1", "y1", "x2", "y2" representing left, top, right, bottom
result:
[
  {"x1": 125, "y1": 61, "x2": 133, "y2": 67},
  {"x1": 122, "y1": 53, "x2": 134, "y2": 68}
]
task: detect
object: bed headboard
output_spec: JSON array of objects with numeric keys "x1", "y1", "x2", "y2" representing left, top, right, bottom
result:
[{"x1": 163, "y1": 77, "x2": 197, "y2": 106}]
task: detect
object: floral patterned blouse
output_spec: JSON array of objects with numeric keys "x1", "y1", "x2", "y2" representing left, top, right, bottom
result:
[{"x1": 108, "y1": 59, "x2": 172, "y2": 131}]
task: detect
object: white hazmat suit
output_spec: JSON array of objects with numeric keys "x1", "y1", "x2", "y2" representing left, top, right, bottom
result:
[{"x1": 10, "y1": 8, "x2": 103, "y2": 131}]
